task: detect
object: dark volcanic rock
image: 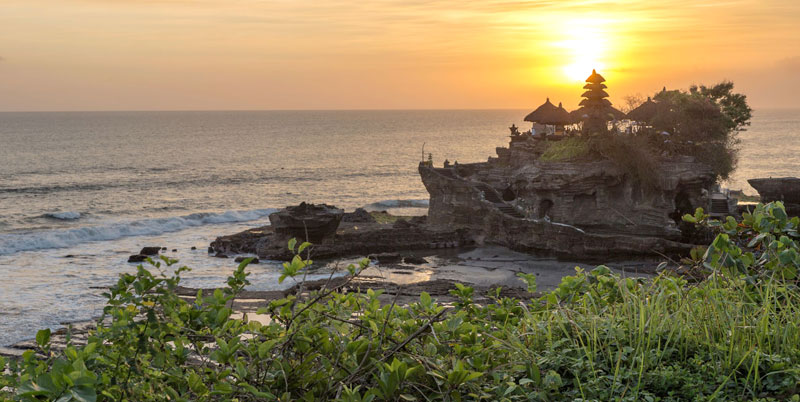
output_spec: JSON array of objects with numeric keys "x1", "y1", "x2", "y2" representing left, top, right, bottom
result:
[
  {"x1": 342, "y1": 208, "x2": 376, "y2": 223},
  {"x1": 393, "y1": 219, "x2": 413, "y2": 229},
  {"x1": 748, "y1": 177, "x2": 800, "y2": 215},
  {"x1": 128, "y1": 254, "x2": 147, "y2": 263},
  {"x1": 403, "y1": 255, "x2": 428, "y2": 265},
  {"x1": 234, "y1": 256, "x2": 260, "y2": 264},
  {"x1": 372, "y1": 252, "x2": 402, "y2": 263},
  {"x1": 191, "y1": 246, "x2": 197, "y2": 250},
  {"x1": 210, "y1": 220, "x2": 471, "y2": 262},
  {"x1": 409, "y1": 216, "x2": 427, "y2": 225},
  {"x1": 214, "y1": 253, "x2": 229, "y2": 258},
  {"x1": 268, "y1": 202, "x2": 344, "y2": 243},
  {"x1": 419, "y1": 158, "x2": 705, "y2": 258},
  {"x1": 139, "y1": 247, "x2": 161, "y2": 256}
]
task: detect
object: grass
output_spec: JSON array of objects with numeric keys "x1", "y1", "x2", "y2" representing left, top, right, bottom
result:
[
  {"x1": 539, "y1": 137, "x2": 592, "y2": 161},
  {"x1": 369, "y1": 211, "x2": 409, "y2": 224}
]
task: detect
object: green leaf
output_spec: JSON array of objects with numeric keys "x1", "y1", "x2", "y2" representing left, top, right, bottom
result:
[
  {"x1": 70, "y1": 386, "x2": 97, "y2": 402},
  {"x1": 36, "y1": 328, "x2": 51, "y2": 348},
  {"x1": 773, "y1": 205, "x2": 788, "y2": 221},
  {"x1": 420, "y1": 292, "x2": 432, "y2": 306},
  {"x1": 516, "y1": 272, "x2": 537, "y2": 292},
  {"x1": 288, "y1": 238, "x2": 297, "y2": 252},
  {"x1": 237, "y1": 257, "x2": 254, "y2": 269},
  {"x1": 298, "y1": 241, "x2": 312, "y2": 253}
]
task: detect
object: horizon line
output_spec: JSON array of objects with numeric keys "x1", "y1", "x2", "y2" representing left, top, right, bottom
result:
[{"x1": 0, "y1": 106, "x2": 797, "y2": 114}]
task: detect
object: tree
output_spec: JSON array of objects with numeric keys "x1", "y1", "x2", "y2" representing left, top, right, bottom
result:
[
  {"x1": 650, "y1": 81, "x2": 751, "y2": 180},
  {"x1": 621, "y1": 94, "x2": 645, "y2": 114}
]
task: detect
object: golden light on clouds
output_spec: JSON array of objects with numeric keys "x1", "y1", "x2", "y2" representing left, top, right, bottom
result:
[{"x1": 0, "y1": 0, "x2": 798, "y2": 111}]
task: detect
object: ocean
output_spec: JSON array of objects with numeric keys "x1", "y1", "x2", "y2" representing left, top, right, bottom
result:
[{"x1": 0, "y1": 108, "x2": 798, "y2": 346}]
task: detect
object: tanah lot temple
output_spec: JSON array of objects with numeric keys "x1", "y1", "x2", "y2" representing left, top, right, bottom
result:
[{"x1": 418, "y1": 70, "x2": 732, "y2": 258}]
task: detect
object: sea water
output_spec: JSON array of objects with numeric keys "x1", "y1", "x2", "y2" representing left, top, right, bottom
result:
[{"x1": 0, "y1": 109, "x2": 797, "y2": 345}]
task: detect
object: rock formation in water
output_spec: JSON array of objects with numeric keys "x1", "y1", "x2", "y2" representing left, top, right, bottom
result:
[
  {"x1": 268, "y1": 202, "x2": 344, "y2": 243},
  {"x1": 748, "y1": 177, "x2": 800, "y2": 215},
  {"x1": 419, "y1": 136, "x2": 716, "y2": 257},
  {"x1": 211, "y1": 204, "x2": 472, "y2": 261}
]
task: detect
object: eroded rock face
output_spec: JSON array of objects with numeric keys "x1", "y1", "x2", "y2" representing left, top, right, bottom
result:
[
  {"x1": 748, "y1": 178, "x2": 800, "y2": 215},
  {"x1": 210, "y1": 221, "x2": 473, "y2": 261},
  {"x1": 342, "y1": 208, "x2": 376, "y2": 223},
  {"x1": 419, "y1": 139, "x2": 716, "y2": 256},
  {"x1": 268, "y1": 202, "x2": 344, "y2": 243}
]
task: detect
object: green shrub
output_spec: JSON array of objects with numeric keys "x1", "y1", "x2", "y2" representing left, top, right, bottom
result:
[
  {"x1": 591, "y1": 134, "x2": 661, "y2": 191},
  {"x1": 2, "y1": 203, "x2": 800, "y2": 401}
]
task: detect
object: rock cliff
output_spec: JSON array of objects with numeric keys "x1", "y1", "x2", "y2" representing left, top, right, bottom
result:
[
  {"x1": 748, "y1": 177, "x2": 800, "y2": 215},
  {"x1": 420, "y1": 137, "x2": 716, "y2": 257}
]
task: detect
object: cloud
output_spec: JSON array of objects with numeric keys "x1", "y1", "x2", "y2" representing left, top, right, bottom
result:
[{"x1": 777, "y1": 56, "x2": 800, "y2": 71}]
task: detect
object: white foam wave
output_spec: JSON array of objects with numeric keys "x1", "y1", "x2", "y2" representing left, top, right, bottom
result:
[
  {"x1": 0, "y1": 209, "x2": 276, "y2": 255},
  {"x1": 44, "y1": 211, "x2": 82, "y2": 220},
  {"x1": 363, "y1": 199, "x2": 429, "y2": 211}
]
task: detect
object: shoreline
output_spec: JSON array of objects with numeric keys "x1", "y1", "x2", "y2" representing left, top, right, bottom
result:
[{"x1": 1, "y1": 243, "x2": 663, "y2": 355}]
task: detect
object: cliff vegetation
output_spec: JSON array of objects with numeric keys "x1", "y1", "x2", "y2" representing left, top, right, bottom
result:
[{"x1": 541, "y1": 81, "x2": 751, "y2": 182}]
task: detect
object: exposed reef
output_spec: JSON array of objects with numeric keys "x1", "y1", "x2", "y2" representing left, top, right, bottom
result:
[
  {"x1": 211, "y1": 207, "x2": 472, "y2": 261},
  {"x1": 268, "y1": 202, "x2": 343, "y2": 243}
]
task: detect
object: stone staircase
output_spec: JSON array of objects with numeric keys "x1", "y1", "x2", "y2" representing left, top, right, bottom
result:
[{"x1": 474, "y1": 183, "x2": 526, "y2": 219}]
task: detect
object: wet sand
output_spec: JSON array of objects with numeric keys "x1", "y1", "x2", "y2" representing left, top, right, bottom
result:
[{"x1": 1, "y1": 245, "x2": 662, "y2": 358}]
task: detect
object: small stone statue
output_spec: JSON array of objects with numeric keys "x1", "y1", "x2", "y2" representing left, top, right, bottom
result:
[{"x1": 509, "y1": 124, "x2": 520, "y2": 136}]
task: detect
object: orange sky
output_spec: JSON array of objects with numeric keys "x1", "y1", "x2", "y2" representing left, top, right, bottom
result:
[{"x1": 0, "y1": 0, "x2": 798, "y2": 111}]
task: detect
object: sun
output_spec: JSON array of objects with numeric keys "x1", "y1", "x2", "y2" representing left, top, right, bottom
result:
[
  {"x1": 556, "y1": 20, "x2": 611, "y2": 82},
  {"x1": 563, "y1": 59, "x2": 606, "y2": 83}
]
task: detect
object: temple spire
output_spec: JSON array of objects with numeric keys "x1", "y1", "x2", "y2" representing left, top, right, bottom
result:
[{"x1": 577, "y1": 69, "x2": 615, "y2": 134}]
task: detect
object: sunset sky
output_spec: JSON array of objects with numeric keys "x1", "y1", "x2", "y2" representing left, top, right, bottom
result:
[{"x1": 1, "y1": 0, "x2": 798, "y2": 111}]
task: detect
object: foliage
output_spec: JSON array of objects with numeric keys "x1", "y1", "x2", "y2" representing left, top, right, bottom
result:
[
  {"x1": 539, "y1": 137, "x2": 591, "y2": 161},
  {"x1": 369, "y1": 211, "x2": 406, "y2": 225},
  {"x1": 591, "y1": 134, "x2": 661, "y2": 191},
  {"x1": 650, "y1": 81, "x2": 752, "y2": 180},
  {"x1": 621, "y1": 93, "x2": 646, "y2": 114},
  {"x1": 3, "y1": 204, "x2": 800, "y2": 401},
  {"x1": 683, "y1": 201, "x2": 800, "y2": 283}
]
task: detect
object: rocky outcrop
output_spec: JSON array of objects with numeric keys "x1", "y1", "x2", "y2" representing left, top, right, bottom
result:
[
  {"x1": 139, "y1": 247, "x2": 161, "y2": 256},
  {"x1": 342, "y1": 208, "x2": 376, "y2": 223},
  {"x1": 419, "y1": 164, "x2": 695, "y2": 258},
  {"x1": 210, "y1": 218, "x2": 473, "y2": 261},
  {"x1": 748, "y1": 177, "x2": 800, "y2": 215},
  {"x1": 268, "y1": 202, "x2": 343, "y2": 243},
  {"x1": 419, "y1": 138, "x2": 716, "y2": 257}
]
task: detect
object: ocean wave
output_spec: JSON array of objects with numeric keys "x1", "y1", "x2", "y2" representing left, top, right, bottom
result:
[
  {"x1": 43, "y1": 211, "x2": 82, "y2": 220},
  {"x1": 0, "y1": 209, "x2": 276, "y2": 255},
  {"x1": 362, "y1": 199, "x2": 429, "y2": 211}
]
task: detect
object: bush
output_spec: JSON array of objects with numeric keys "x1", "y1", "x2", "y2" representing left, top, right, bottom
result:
[
  {"x1": 591, "y1": 134, "x2": 661, "y2": 191},
  {"x1": 3, "y1": 204, "x2": 800, "y2": 401},
  {"x1": 650, "y1": 81, "x2": 751, "y2": 180}
]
